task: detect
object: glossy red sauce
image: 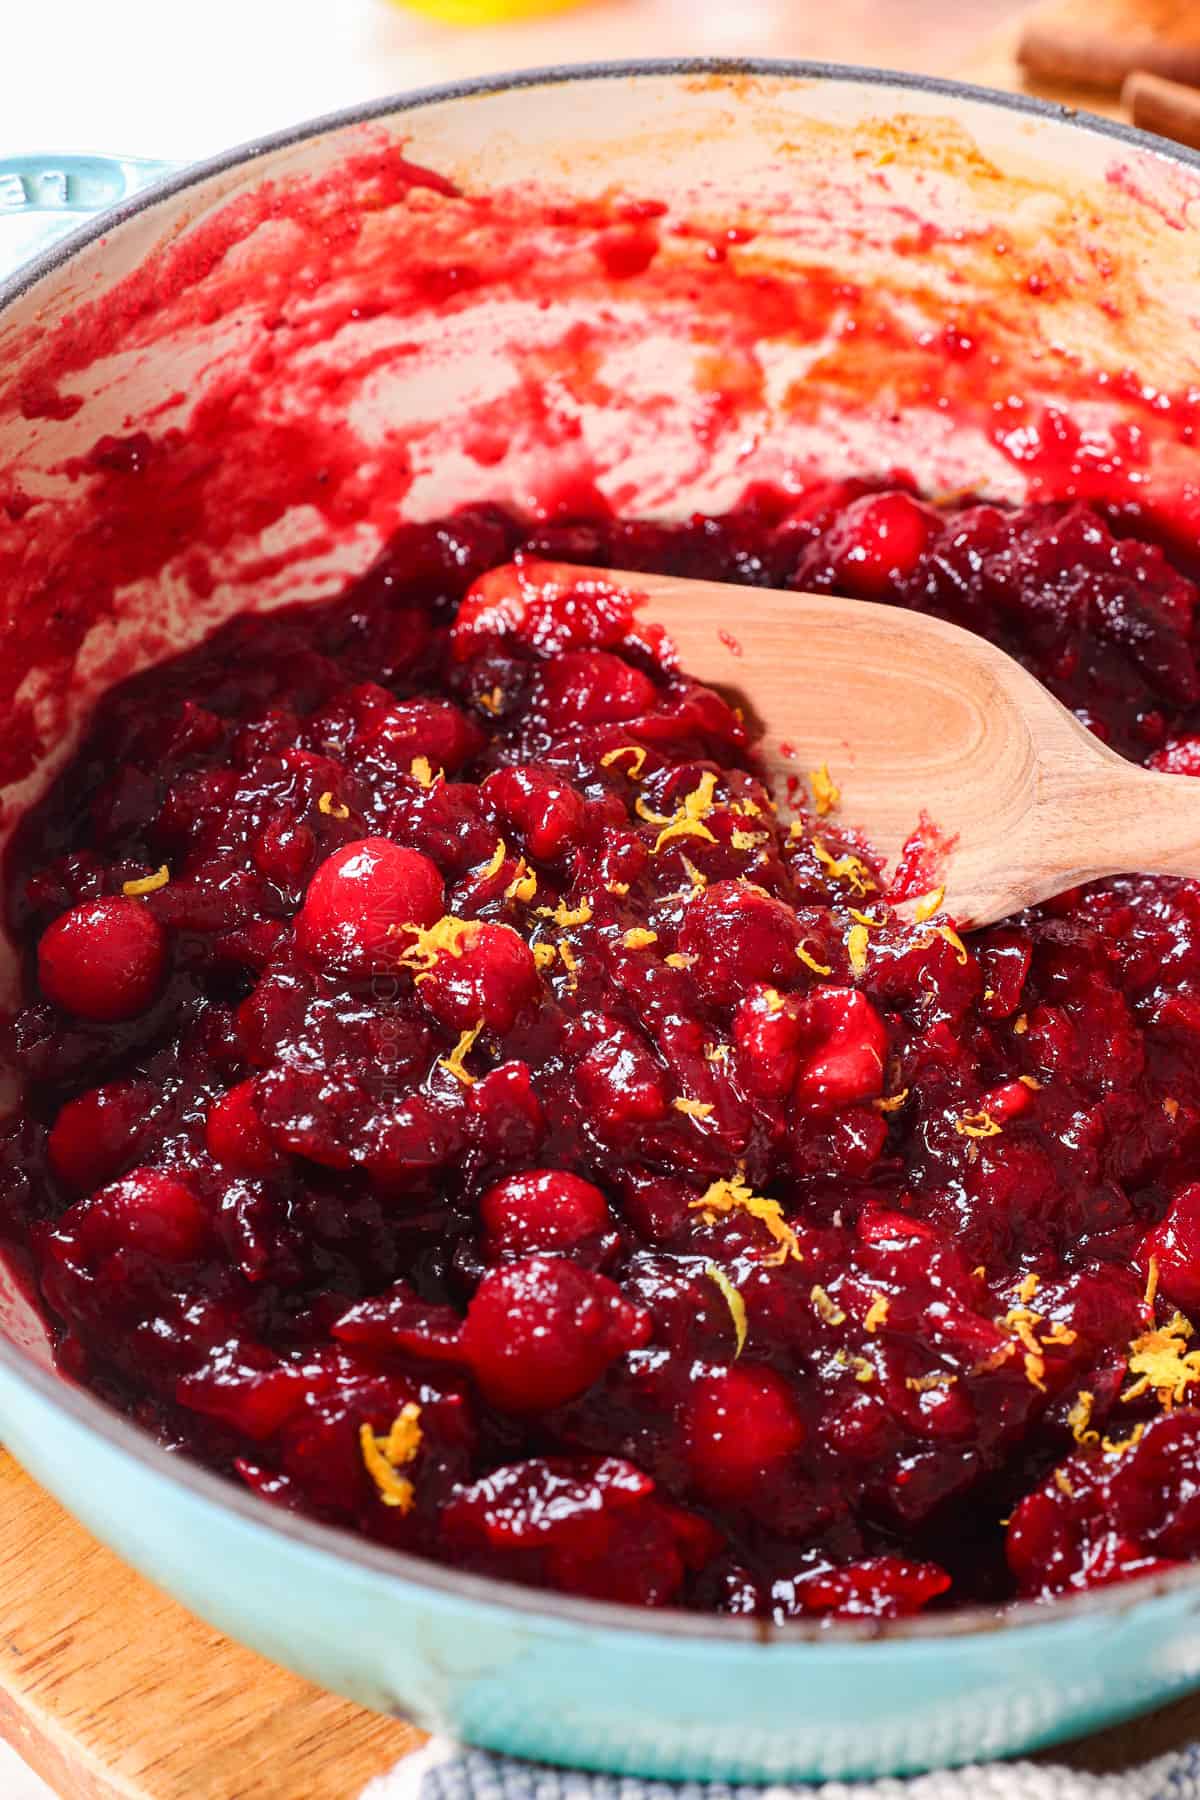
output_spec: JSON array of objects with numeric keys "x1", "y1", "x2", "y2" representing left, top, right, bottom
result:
[{"x1": 5, "y1": 479, "x2": 1200, "y2": 1618}]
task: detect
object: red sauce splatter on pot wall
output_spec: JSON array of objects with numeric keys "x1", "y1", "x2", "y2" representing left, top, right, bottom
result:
[{"x1": 2, "y1": 122, "x2": 1200, "y2": 800}]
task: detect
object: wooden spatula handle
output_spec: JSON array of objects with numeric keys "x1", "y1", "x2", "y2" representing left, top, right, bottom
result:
[
  {"x1": 1080, "y1": 757, "x2": 1200, "y2": 886},
  {"x1": 507, "y1": 560, "x2": 1200, "y2": 926}
]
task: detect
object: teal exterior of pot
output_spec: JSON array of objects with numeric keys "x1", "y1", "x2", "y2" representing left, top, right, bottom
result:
[
  {"x1": 1, "y1": 1336, "x2": 1199, "y2": 1781},
  {"x1": 5, "y1": 70, "x2": 1200, "y2": 1781},
  {"x1": 0, "y1": 153, "x2": 177, "y2": 276}
]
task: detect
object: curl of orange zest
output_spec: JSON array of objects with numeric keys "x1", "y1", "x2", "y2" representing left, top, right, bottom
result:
[
  {"x1": 440, "y1": 1020, "x2": 485, "y2": 1086},
  {"x1": 704, "y1": 1263, "x2": 747, "y2": 1357},
  {"x1": 360, "y1": 1402, "x2": 423, "y2": 1511},
  {"x1": 690, "y1": 1171, "x2": 803, "y2": 1267},
  {"x1": 122, "y1": 865, "x2": 170, "y2": 897}
]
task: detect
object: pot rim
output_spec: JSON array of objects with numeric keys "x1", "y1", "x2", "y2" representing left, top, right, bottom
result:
[
  {"x1": 4, "y1": 54, "x2": 1200, "y2": 310},
  {"x1": 3, "y1": 55, "x2": 1199, "y2": 1649}
]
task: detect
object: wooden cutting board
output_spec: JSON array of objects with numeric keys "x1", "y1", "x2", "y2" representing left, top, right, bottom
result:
[
  {"x1": 0, "y1": 1455, "x2": 421, "y2": 1800},
  {"x1": 0, "y1": 3, "x2": 1190, "y2": 1795}
]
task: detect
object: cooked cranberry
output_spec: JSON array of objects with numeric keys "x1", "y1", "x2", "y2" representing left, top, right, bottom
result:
[
  {"x1": 1142, "y1": 1184, "x2": 1200, "y2": 1312},
  {"x1": 178, "y1": 1352, "x2": 314, "y2": 1442},
  {"x1": 460, "y1": 1256, "x2": 651, "y2": 1411},
  {"x1": 366, "y1": 1089, "x2": 468, "y2": 1181},
  {"x1": 1149, "y1": 736, "x2": 1200, "y2": 776},
  {"x1": 1110, "y1": 1411, "x2": 1200, "y2": 1557},
  {"x1": 415, "y1": 920, "x2": 539, "y2": 1034},
  {"x1": 481, "y1": 765, "x2": 586, "y2": 862},
  {"x1": 255, "y1": 1062, "x2": 371, "y2": 1170},
  {"x1": 442, "y1": 1455, "x2": 654, "y2": 1556},
  {"x1": 734, "y1": 988, "x2": 805, "y2": 1098},
  {"x1": 295, "y1": 839, "x2": 443, "y2": 971},
  {"x1": 205, "y1": 1080, "x2": 280, "y2": 1176},
  {"x1": 451, "y1": 560, "x2": 636, "y2": 662},
  {"x1": 362, "y1": 699, "x2": 485, "y2": 774},
  {"x1": 794, "y1": 988, "x2": 888, "y2": 1111},
  {"x1": 386, "y1": 781, "x2": 497, "y2": 878},
  {"x1": 479, "y1": 1169, "x2": 613, "y2": 1259},
  {"x1": 678, "y1": 881, "x2": 802, "y2": 1006},
  {"x1": 1007, "y1": 1412, "x2": 1200, "y2": 1598},
  {"x1": 47, "y1": 1077, "x2": 157, "y2": 1194},
  {"x1": 440, "y1": 1455, "x2": 716, "y2": 1605},
  {"x1": 37, "y1": 897, "x2": 166, "y2": 1021},
  {"x1": 778, "y1": 1556, "x2": 951, "y2": 1619},
  {"x1": 69, "y1": 1166, "x2": 210, "y2": 1263},
  {"x1": 540, "y1": 651, "x2": 658, "y2": 724},
  {"x1": 467, "y1": 1061, "x2": 546, "y2": 1163},
  {"x1": 975, "y1": 926, "x2": 1032, "y2": 1018},
  {"x1": 815, "y1": 492, "x2": 936, "y2": 597},
  {"x1": 686, "y1": 1365, "x2": 806, "y2": 1501},
  {"x1": 253, "y1": 818, "x2": 317, "y2": 887},
  {"x1": 576, "y1": 1023, "x2": 669, "y2": 1128}
]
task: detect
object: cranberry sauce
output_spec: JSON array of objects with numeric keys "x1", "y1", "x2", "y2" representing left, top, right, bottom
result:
[{"x1": 6, "y1": 478, "x2": 1200, "y2": 1621}]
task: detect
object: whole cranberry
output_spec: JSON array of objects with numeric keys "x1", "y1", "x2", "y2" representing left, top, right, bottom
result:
[
  {"x1": 820, "y1": 492, "x2": 936, "y2": 597},
  {"x1": 80, "y1": 1166, "x2": 211, "y2": 1263},
  {"x1": 480, "y1": 1169, "x2": 613, "y2": 1259},
  {"x1": 1142, "y1": 1183, "x2": 1200, "y2": 1312},
  {"x1": 460, "y1": 1255, "x2": 651, "y2": 1411},
  {"x1": 685, "y1": 1364, "x2": 806, "y2": 1501},
  {"x1": 295, "y1": 838, "x2": 443, "y2": 971},
  {"x1": 47, "y1": 1077, "x2": 157, "y2": 1194},
  {"x1": 678, "y1": 880, "x2": 801, "y2": 1006},
  {"x1": 416, "y1": 920, "x2": 540, "y2": 1034},
  {"x1": 37, "y1": 897, "x2": 167, "y2": 1022}
]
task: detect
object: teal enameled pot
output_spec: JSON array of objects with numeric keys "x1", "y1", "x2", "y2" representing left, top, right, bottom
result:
[{"x1": 3, "y1": 63, "x2": 1200, "y2": 1781}]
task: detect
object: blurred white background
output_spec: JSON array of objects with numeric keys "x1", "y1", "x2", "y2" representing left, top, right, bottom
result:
[{"x1": 2, "y1": 0, "x2": 1022, "y2": 163}]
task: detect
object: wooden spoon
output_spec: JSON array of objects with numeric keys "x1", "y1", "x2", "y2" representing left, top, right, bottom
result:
[{"x1": 538, "y1": 562, "x2": 1200, "y2": 929}]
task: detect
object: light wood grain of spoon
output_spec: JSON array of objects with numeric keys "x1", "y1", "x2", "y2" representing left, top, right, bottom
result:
[{"x1": 533, "y1": 562, "x2": 1200, "y2": 929}]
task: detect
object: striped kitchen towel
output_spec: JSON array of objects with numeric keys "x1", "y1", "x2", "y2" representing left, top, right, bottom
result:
[{"x1": 363, "y1": 1738, "x2": 1200, "y2": 1800}]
